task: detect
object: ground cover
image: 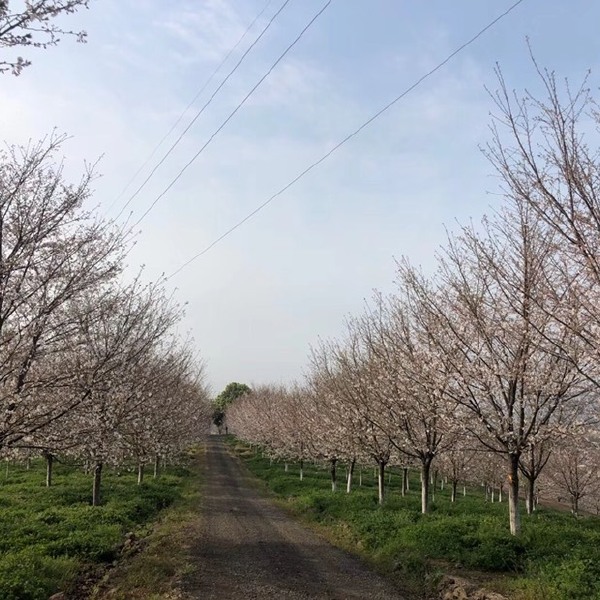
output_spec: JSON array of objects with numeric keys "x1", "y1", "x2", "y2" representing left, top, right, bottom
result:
[
  {"x1": 0, "y1": 456, "x2": 193, "y2": 600},
  {"x1": 89, "y1": 448, "x2": 204, "y2": 600},
  {"x1": 230, "y1": 440, "x2": 600, "y2": 600}
]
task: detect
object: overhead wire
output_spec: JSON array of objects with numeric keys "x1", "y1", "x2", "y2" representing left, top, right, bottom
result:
[
  {"x1": 166, "y1": 0, "x2": 526, "y2": 280},
  {"x1": 104, "y1": 0, "x2": 274, "y2": 218},
  {"x1": 129, "y1": 0, "x2": 333, "y2": 230},
  {"x1": 113, "y1": 0, "x2": 292, "y2": 222}
]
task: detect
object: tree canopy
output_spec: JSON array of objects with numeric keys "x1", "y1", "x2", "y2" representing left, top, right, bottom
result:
[{"x1": 212, "y1": 382, "x2": 251, "y2": 429}]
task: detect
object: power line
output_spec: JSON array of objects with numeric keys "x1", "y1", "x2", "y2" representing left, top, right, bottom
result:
[
  {"x1": 130, "y1": 0, "x2": 333, "y2": 230},
  {"x1": 113, "y1": 0, "x2": 292, "y2": 222},
  {"x1": 103, "y1": 0, "x2": 275, "y2": 218},
  {"x1": 167, "y1": 0, "x2": 526, "y2": 280}
]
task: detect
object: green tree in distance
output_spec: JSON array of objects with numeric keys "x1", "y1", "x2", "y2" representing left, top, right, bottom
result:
[{"x1": 213, "y1": 382, "x2": 251, "y2": 432}]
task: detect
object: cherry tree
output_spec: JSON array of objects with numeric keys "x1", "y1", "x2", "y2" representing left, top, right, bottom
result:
[
  {"x1": 65, "y1": 278, "x2": 184, "y2": 505},
  {"x1": 310, "y1": 334, "x2": 394, "y2": 503},
  {"x1": 117, "y1": 341, "x2": 209, "y2": 484},
  {"x1": 0, "y1": 135, "x2": 125, "y2": 451},
  {"x1": 437, "y1": 445, "x2": 476, "y2": 502},
  {"x1": 544, "y1": 430, "x2": 600, "y2": 516},
  {"x1": 485, "y1": 65, "x2": 600, "y2": 394},
  {"x1": 306, "y1": 353, "x2": 371, "y2": 494},
  {"x1": 0, "y1": 0, "x2": 90, "y2": 74},
  {"x1": 356, "y1": 289, "x2": 458, "y2": 514},
  {"x1": 418, "y1": 197, "x2": 590, "y2": 535}
]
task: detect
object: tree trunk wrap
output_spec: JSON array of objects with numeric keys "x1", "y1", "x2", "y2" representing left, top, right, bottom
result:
[
  {"x1": 330, "y1": 458, "x2": 337, "y2": 493},
  {"x1": 346, "y1": 458, "x2": 356, "y2": 494},
  {"x1": 421, "y1": 458, "x2": 432, "y2": 514},
  {"x1": 92, "y1": 462, "x2": 103, "y2": 507},
  {"x1": 508, "y1": 453, "x2": 521, "y2": 536},
  {"x1": 378, "y1": 460, "x2": 386, "y2": 505}
]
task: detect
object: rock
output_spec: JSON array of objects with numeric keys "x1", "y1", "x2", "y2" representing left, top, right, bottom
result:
[
  {"x1": 472, "y1": 591, "x2": 507, "y2": 600},
  {"x1": 439, "y1": 577, "x2": 469, "y2": 600},
  {"x1": 438, "y1": 575, "x2": 508, "y2": 600}
]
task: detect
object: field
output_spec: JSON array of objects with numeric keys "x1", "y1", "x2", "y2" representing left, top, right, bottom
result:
[
  {"x1": 230, "y1": 441, "x2": 600, "y2": 600},
  {"x1": 0, "y1": 456, "x2": 196, "y2": 600}
]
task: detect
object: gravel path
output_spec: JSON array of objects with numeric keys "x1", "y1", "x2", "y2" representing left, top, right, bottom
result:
[{"x1": 183, "y1": 436, "x2": 405, "y2": 600}]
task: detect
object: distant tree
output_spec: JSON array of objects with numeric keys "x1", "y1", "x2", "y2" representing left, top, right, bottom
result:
[
  {"x1": 212, "y1": 382, "x2": 250, "y2": 432},
  {"x1": 0, "y1": 0, "x2": 90, "y2": 75},
  {"x1": 545, "y1": 432, "x2": 600, "y2": 516}
]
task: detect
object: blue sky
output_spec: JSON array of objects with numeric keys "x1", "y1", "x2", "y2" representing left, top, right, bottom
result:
[{"x1": 1, "y1": 0, "x2": 599, "y2": 393}]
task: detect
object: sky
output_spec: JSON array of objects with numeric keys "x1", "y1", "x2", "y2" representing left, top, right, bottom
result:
[{"x1": 1, "y1": 0, "x2": 600, "y2": 394}]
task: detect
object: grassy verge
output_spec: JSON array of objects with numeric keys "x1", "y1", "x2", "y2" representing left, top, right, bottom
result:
[
  {"x1": 89, "y1": 448, "x2": 204, "y2": 600},
  {"x1": 0, "y1": 453, "x2": 198, "y2": 600},
  {"x1": 229, "y1": 440, "x2": 600, "y2": 600}
]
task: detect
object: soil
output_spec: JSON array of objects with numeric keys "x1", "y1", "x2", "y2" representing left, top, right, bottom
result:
[{"x1": 182, "y1": 436, "x2": 406, "y2": 599}]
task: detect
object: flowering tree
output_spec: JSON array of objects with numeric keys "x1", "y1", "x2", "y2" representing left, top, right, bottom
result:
[
  {"x1": 419, "y1": 197, "x2": 590, "y2": 535},
  {"x1": 485, "y1": 65, "x2": 600, "y2": 393},
  {"x1": 356, "y1": 290, "x2": 458, "y2": 514},
  {"x1": 116, "y1": 341, "x2": 209, "y2": 483},
  {"x1": 0, "y1": 135, "x2": 125, "y2": 451},
  {"x1": 66, "y1": 279, "x2": 184, "y2": 505},
  {"x1": 310, "y1": 334, "x2": 394, "y2": 503},
  {"x1": 437, "y1": 444, "x2": 476, "y2": 502},
  {"x1": 0, "y1": 0, "x2": 90, "y2": 74},
  {"x1": 544, "y1": 430, "x2": 600, "y2": 516}
]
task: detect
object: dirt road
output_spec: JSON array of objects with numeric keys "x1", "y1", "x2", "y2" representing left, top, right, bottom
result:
[{"x1": 183, "y1": 436, "x2": 405, "y2": 599}]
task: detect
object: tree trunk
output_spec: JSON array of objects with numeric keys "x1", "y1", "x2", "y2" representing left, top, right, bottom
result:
[
  {"x1": 402, "y1": 467, "x2": 408, "y2": 497},
  {"x1": 451, "y1": 480, "x2": 457, "y2": 503},
  {"x1": 137, "y1": 463, "x2": 144, "y2": 486},
  {"x1": 421, "y1": 458, "x2": 432, "y2": 514},
  {"x1": 45, "y1": 453, "x2": 53, "y2": 488},
  {"x1": 330, "y1": 458, "x2": 337, "y2": 492},
  {"x1": 284, "y1": 463, "x2": 288, "y2": 472},
  {"x1": 499, "y1": 484, "x2": 503, "y2": 502},
  {"x1": 92, "y1": 462, "x2": 103, "y2": 507},
  {"x1": 525, "y1": 476, "x2": 535, "y2": 515},
  {"x1": 571, "y1": 494, "x2": 579, "y2": 517},
  {"x1": 377, "y1": 460, "x2": 386, "y2": 505},
  {"x1": 26, "y1": 458, "x2": 31, "y2": 470},
  {"x1": 346, "y1": 458, "x2": 356, "y2": 493},
  {"x1": 508, "y1": 453, "x2": 521, "y2": 536},
  {"x1": 299, "y1": 459, "x2": 304, "y2": 481},
  {"x1": 359, "y1": 467, "x2": 362, "y2": 487},
  {"x1": 153, "y1": 454, "x2": 160, "y2": 479},
  {"x1": 463, "y1": 485, "x2": 466, "y2": 496}
]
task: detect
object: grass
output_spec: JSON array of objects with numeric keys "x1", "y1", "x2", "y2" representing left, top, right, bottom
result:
[
  {"x1": 229, "y1": 440, "x2": 600, "y2": 600},
  {"x1": 0, "y1": 455, "x2": 195, "y2": 600},
  {"x1": 89, "y1": 447, "x2": 204, "y2": 600}
]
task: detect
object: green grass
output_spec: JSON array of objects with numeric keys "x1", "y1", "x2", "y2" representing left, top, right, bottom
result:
[
  {"x1": 0, "y1": 457, "x2": 192, "y2": 600},
  {"x1": 89, "y1": 448, "x2": 204, "y2": 600},
  {"x1": 230, "y1": 441, "x2": 600, "y2": 600}
]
